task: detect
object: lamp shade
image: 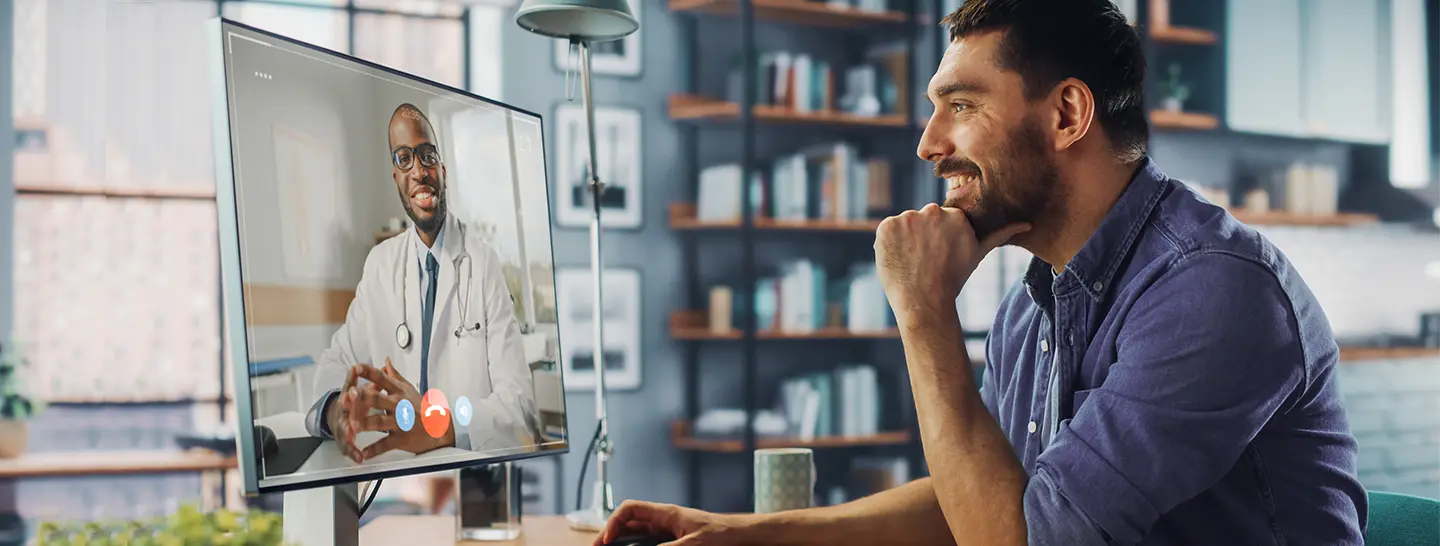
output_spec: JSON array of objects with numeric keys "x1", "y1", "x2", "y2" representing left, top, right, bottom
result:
[{"x1": 514, "y1": 0, "x2": 638, "y2": 42}]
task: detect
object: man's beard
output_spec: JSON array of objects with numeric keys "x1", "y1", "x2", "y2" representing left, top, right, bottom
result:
[
  {"x1": 938, "y1": 119, "x2": 1060, "y2": 240},
  {"x1": 399, "y1": 180, "x2": 448, "y2": 237}
]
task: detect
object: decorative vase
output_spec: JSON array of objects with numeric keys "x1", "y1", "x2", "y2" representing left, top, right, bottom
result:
[
  {"x1": 1163, "y1": 96, "x2": 1184, "y2": 113},
  {"x1": 0, "y1": 420, "x2": 27, "y2": 458}
]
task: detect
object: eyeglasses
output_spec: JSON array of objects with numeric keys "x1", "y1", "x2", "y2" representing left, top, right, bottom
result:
[{"x1": 393, "y1": 143, "x2": 441, "y2": 171}]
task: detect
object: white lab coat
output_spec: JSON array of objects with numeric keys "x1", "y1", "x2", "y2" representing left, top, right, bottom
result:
[{"x1": 310, "y1": 214, "x2": 537, "y2": 452}]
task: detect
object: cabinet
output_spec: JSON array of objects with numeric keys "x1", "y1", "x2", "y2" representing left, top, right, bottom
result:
[
  {"x1": 1226, "y1": 0, "x2": 1392, "y2": 143},
  {"x1": 1226, "y1": 0, "x2": 1306, "y2": 137},
  {"x1": 1305, "y1": 0, "x2": 1391, "y2": 143}
]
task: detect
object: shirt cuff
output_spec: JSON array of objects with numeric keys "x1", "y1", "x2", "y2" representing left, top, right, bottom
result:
[
  {"x1": 1025, "y1": 466, "x2": 1110, "y2": 546},
  {"x1": 305, "y1": 389, "x2": 341, "y2": 439}
]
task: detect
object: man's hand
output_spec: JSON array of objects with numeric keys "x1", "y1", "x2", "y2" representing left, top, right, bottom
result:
[
  {"x1": 595, "y1": 501, "x2": 751, "y2": 546},
  {"x1": 342, "y1": 357, "x2": 454, "y2": 462},
  {"x1": 874, "y1": 204, "x2": 1029, "y2": 322}
]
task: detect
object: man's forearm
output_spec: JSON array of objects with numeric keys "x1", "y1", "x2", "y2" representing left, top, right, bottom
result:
[
  {"x1": 901, "y1": 307, "x2": 1027, "y2": 545},
  {"x1": 745, "y1": 477, "x2": 953, "y2": 546}
]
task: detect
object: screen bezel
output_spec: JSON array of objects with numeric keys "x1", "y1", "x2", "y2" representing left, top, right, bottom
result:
[{"x1": 207, "y1": 17, "x2": 569, "y2": 496}]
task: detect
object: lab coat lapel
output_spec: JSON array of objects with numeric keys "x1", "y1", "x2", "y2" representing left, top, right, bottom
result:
[
  {"x1": 400, "y1": 235, "x2": 423, "y2": 378},
  {"x1": 430, "y1": 215, "x2": 462, "y2": 367}
]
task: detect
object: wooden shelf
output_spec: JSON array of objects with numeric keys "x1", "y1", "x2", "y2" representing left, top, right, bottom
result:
[
  {"x1": 1230, "y1": 209, "x2": 1380, "y2": 227},
  {"x1": 1150, "y1": 110, "x2": 1219, "y2": 130},
  {"x1": 671, "y1": 310, "x2": 899, "y2": 340},
  {"x1": 669, "y1": 0, "x2": 908, "y2": 27},
  {"x1": 47, "y1": 396, "x2": 228, "y2": 405},
  {"x1": 669, "y1": 94, "x2": 910, "y2": 128},
  {"x1": 669, "y1": 203, "x2": 880, "y2": 232},
  {"x1": 16, "y1": 182, "x2": 217, "y2": 201},
  {"x1": 1150, "y1": 26, "x2": 1218, "y2": 45},
  {"x1": 1146, "y1": 0, "x2": 1218, "y2": 45},
  {"x1": 1339, "y1": 347, "x2": 1440, "y2": 362},
  {"x1": 0, "y1": 450, "x2": 236, "y2": 479},
  {"x1": 671, "y1": 421, "x2": 911, "y2": 453}
]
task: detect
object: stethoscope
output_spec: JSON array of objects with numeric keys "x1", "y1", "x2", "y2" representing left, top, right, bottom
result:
[{"x1": 394, "y1": 225, "x2": 484, "y2": 350}]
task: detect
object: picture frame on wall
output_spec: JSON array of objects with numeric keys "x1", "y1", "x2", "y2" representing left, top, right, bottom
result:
[
  {"x1": 554, "y1": 104, "x2": 642, "y2": 229},
  {"x1": 551, "y1": 4, "x2": 641, "y2": 77},
  {"x1": 555, "y1": 267, "x2": 641, "y2": 391}
]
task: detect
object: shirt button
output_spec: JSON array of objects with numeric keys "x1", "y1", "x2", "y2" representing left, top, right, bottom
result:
[
  {"x1": 1040, "y1": 339, "x2": 1049, "y2": 352},
  {"x1": 1028, "y1": 421, "x2": 1038, "y2": 434},
  {"x1": 1092, "y1": 281, "x2": 1104, "y2": 292}
]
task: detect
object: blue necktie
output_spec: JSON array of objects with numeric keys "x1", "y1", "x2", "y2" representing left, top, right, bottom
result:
[{"x1": 420, "y1": 253, "x2": 438, "y2": 393}]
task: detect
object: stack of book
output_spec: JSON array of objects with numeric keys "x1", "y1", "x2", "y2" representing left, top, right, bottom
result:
[
  {"x1": 777, "y1": 364, "x2": 883, "y2": 440},
  {"x1": 726, "y1": 44, "x2": 908, "y2": 117},
  {"x1": 695, "y1": 143, "x2": 893, "y2": 223},
  {"x1": 753, "y1": 259, "x2": 894, "y2": 334}
]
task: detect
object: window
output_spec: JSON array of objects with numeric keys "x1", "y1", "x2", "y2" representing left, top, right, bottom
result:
[{"x1": 11, "y1": 0, "x2": 505, "y2": 518}]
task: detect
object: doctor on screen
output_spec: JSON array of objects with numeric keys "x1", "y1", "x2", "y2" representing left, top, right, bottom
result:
[{"x1": 304, "y1": 103, "x2": 536, "y2": 463}]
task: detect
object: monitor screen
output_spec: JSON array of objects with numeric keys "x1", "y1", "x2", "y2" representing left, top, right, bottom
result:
[{"x1": 209, "y1": 19, "x2": 568, "y2": 494}]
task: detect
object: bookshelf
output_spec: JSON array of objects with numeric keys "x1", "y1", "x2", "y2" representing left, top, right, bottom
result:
[
  {"x1": 671, "y1": 421, "x2": 912, "y2": 453},
  {"x1": 669, "y1": 94, "x2": 912, "y2": 128},
  {"x1": 1149, "y1": 26, "x2": 1217, "y2": 45},
  {"x1": 1230, "y1": 209, "x2": 1380, "y2": 228},
  {"x1": 671, "y1": 0, "x2": 928, "y2": 511},
  {"x1": 1150, "y1": 109, "x2": 1219, "y2": 130},
  {"x1": 669, "y1": 0, "x2": 910, "y2": 27},
  {"x1": 669, "y1": 203, "x2": 882, "y2": 232}
]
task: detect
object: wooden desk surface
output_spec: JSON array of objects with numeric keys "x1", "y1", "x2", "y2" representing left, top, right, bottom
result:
[{"x1": 360, "y1": 515, "x2": 599, "y2": 546}]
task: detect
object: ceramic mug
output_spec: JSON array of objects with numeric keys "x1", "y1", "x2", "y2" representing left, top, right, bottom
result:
[{"x1": 754, "y1": 448, "x2": 815, "y2": 513}]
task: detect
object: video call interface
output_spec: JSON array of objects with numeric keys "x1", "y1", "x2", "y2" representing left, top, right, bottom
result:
[{"x1": 218, "y1": 23, "x2": 566, "y2": 491}]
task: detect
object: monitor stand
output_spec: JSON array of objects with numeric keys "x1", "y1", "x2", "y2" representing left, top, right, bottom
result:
[{"x1": 283, "y1": 483, "x2": 359, "y2": 546}]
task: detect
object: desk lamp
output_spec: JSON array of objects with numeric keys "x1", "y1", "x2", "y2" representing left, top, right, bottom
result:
[{"x1": 514, "y1": 0, "x2": 639, "y2": 533}]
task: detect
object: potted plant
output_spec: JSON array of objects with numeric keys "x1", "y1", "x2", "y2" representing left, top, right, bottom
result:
[
  {"x1": 0, "y1": 342, "x2": 43, "y2": 458},
  {"x1": 36, "y1": 505, "x2": 288, "y2": 545},
  {"x1": 1160, "y1": 62, "x2": 1191, "y2": 113}
]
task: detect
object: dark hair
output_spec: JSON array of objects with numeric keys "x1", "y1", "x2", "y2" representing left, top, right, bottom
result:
[
  {"x1": 388, "y1": 102, "x2": 438, "y2": 150},
  {"x1": 942, "y1": 0, "x2": 1148, "y2": 162}
]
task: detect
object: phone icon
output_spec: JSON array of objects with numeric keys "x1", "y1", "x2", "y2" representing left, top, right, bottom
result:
[{"x1": 421, "y1": 389, "x2": 450, "y2": 439}]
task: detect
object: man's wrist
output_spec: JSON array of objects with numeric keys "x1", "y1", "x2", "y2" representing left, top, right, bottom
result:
[{"x1": 894, "y1": 296, "x2": 960, "y2": 332}]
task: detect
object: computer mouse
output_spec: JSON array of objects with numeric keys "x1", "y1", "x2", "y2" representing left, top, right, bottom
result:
[
  {"x1": 602, "y1": 533, "x2": 677, "y2": 546},
  {"x1": 254, "y1": 425, "x2": 279, "y2": 460}
]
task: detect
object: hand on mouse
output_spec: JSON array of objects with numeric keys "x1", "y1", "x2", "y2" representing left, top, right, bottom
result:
[{"x1": 595, "y1": 500, "x2": 751, "y2": 546}]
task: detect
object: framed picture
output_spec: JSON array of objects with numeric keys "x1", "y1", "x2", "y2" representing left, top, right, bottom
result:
[
  {"x1": 554, "y1": 104, "x2": 642, "y2": 229},
  {"x1": 555, "y1": 267, "x2": 641, "y2": 391},
  {"x1": 552, "y1": 5, "x2": 641, "y2": 77}
]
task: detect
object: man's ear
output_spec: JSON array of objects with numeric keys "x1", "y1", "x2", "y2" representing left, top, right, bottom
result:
[{"x1": 1050, "y1": 78, "x2": 1094, "y2": 152}]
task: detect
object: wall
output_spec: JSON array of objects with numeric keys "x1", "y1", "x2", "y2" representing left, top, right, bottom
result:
[
  {"x1": 502, "y1": 0, "x2": 690, "y2": 510},
  {"x1": 226, "y1": 34, "x2": 391, "y2": 362},
  {"x1": 0, "y1": 1, "x2": 12, "y2": 342}
]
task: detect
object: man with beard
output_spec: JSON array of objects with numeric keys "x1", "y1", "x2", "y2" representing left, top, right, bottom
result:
[
  {"x1": 595, "y1": 1, "x2": 1366, "y2": 544},
  {"x1": 302, "y1": 103, "x2": 536, "y2": 465}
]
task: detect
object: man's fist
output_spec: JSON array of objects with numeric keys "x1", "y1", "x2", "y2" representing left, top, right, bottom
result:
[{"x1": 873, "y1": 203, "x2": 1029, "y2": 322}]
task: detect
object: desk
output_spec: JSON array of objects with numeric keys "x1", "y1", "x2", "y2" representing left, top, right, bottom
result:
[
  {"x1": 255, "y1": 412, "x2": 471, "y2": 489},
  {"x1": 360, "y1": 515, "x2": 597, "y2": 545},
  {"x1": 254, "y1": 412, "x2": 549, "y2": 489}
]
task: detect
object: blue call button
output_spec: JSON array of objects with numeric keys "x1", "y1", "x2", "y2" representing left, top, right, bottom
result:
[
  {"x1": 455, "y1": 396, "x2": 473, "y2": 427},
  {"x1": 395, "y1": 399, "x2": 415, "y2": 432}
]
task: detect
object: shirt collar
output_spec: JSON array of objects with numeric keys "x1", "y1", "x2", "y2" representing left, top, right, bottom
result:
[
  {"x1": 412, "y1": 216, "x2": 449, "y2": 269},
  {"x1": 1025, "y1": 157, "x2": 1171, "y2": 302}
]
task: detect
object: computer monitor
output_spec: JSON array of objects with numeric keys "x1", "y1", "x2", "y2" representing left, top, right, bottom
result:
[{"x1": 208, "y1": 16, "x2": 569, "y2": 510}]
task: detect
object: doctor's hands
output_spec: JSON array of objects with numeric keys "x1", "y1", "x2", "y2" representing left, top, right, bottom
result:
[{"x1": 339, "y1": 357, "x2": 454, "y2": 463}]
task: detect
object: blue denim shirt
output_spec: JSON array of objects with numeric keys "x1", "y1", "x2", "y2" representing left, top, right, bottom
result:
[{"x1": 981, "y1": 158, "x2": 1368, "y2": 544}]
